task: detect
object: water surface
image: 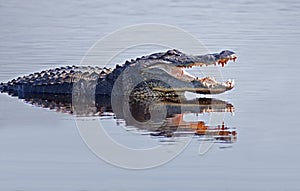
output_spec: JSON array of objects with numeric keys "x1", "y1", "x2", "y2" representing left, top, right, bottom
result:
[{"x1": 0, "y1": 0, "x2": 300, "y2": 190}]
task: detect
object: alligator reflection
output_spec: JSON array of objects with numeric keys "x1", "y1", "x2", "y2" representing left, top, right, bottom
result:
[
  {"x1": 127, "y1": 97, "x2": 236, "y2": 143},
  {"x1": 17, "y1": 93, "x2": 236, "y2": 144}
]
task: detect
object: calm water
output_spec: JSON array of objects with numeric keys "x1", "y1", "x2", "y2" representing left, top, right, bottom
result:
[{"x1": 1, "y1": 0, "x2": 300, "y2": 190}]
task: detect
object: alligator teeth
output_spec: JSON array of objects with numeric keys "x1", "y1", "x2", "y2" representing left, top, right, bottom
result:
[
  {"x1": 225, "y1": 79, "x2": 235, "y2": 88},
  {"x1": 218, "y1": 59, "x2": 228, "y2": 67},
  {"x1": 225, "y1": 107, "x2": 235, "y2": 113},
  {"x1": 230, "y1": 79, "x2": 235, "y2": 87},
  {"x1": 229, "y1": 54, "x2": 237, "y2": 62},
  {"x1": 217, "y1": 54, "x2": 237, "y2": 66}
]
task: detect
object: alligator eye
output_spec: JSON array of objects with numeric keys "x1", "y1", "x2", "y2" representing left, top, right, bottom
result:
[
  {"x1": 220, "y1": 50, "x2": 235, "y2": 57},
  {"x1": 167, "y1": 50, "x2": 176, "y2": 55}
]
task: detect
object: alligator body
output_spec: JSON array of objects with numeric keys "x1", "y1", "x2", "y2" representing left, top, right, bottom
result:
[{"x1": 0, "y1": 49, "x2": 237, "y2": 97}]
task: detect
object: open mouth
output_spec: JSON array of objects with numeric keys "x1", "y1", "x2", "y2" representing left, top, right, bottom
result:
[
  {"x1": 175, "y1": 54, "x2": 237, "y2": 89},
  {"x1": 143, "y1": 50, "x2": 237, "y2": 94}
]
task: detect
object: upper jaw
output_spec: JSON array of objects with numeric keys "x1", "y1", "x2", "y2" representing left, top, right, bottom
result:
[{"x1": 177, "y1": 52, "x2": 237, "y2": 68}]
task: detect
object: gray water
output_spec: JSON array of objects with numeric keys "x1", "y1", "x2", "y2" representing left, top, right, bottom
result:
[{"x1": 1, "y1": 0, "x2": 300, "y2": 190}]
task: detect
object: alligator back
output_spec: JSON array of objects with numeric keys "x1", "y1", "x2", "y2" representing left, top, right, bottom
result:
[{"x1": 0, "y1": 65, "x2": 113, "y2": 96}]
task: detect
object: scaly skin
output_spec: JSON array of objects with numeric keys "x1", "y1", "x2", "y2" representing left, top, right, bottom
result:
[{"x1": 0, "y1": 49, "x2": 237, "y2": 96}]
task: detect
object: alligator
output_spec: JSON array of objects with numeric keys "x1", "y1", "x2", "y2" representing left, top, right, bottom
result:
[{"x1": 0, "y1": 49, "x2": 237, "y2": 97}]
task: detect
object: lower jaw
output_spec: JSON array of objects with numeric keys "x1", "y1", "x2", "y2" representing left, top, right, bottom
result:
[{"x1": 152, "y1": 87, "x2": 227, "y2": 95}]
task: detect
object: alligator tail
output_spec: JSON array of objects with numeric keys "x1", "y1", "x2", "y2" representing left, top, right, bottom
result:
[{"x1": 0, "y1": 82, "x2": 7, "y2": 93}]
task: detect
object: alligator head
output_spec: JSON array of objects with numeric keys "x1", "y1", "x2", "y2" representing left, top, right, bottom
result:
[{"x1": 119, "y1": 49, "x2": 237, "y2": 96}]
